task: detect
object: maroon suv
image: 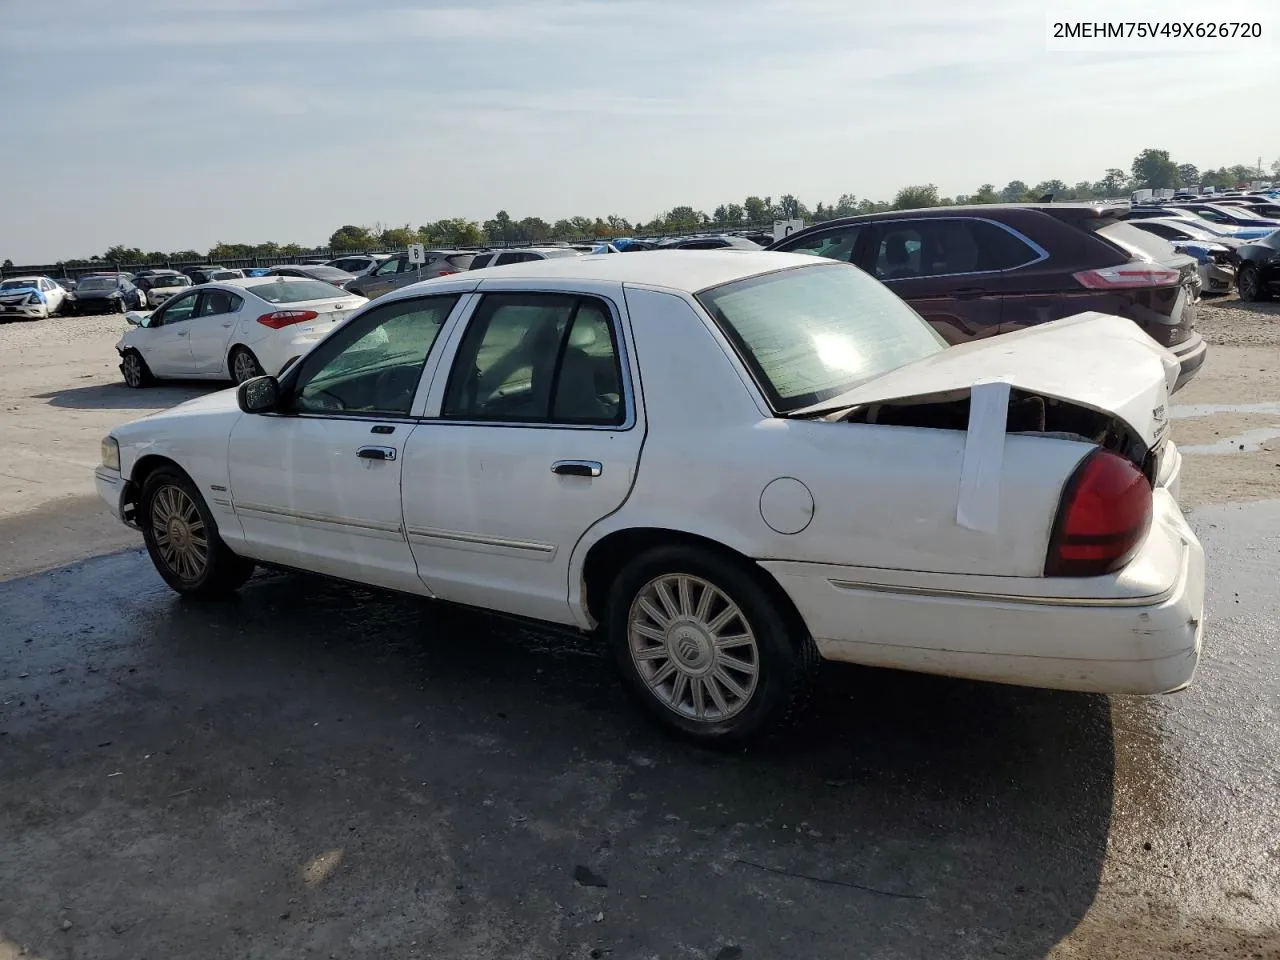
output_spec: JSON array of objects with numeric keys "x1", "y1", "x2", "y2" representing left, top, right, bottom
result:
[{"x1": 767, "y1": 204, "x2": 1206, "y2": 391}]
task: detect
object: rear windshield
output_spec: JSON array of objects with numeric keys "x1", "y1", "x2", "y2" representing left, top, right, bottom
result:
[
  {"x1": 0, "y1": 279, "x2": 38, "y2": 290},
  {"x1": 247, "y1": 280, "x2": 350, "y2": 304},
  {"x1": 209, "y1": 271, "x2": 240, "y2": 280},
  {"x1": 697, "y1": 263, "x2": 945, "y2": 413},
  {"x1": 77, "y1": 277, "x2": 115, "y2": 291},
  {"x1": 1098, "y1": 222, "x2": 1179, "y2": 262},
  {"x1": 155, "y1": 276, "x2": 191, "y2": 286},
  {"x1": 445, "y1": 254, "x2": 476, "y2": 268}
]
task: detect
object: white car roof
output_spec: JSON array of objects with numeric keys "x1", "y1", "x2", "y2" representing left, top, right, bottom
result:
[
  {"x1": 4, "y1": 276, "x2": 46, "y2": 284},
  {"x1": 455, "y1": 250, "x2": 812, "y2": 293}
]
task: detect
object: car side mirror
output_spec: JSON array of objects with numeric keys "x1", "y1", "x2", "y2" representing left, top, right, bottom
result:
[
  {"x1": 237, "y1": 375, "x2": 281, "y2": 414},
  {"x1": 124, "y1": 312, "x2": 144, "y2": 326}
]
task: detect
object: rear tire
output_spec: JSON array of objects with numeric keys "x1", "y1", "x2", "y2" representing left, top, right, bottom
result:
[
  {"x1": 121, "y1": 348, "x2": 153, "y2": 388},
  {"x1": 604, "y1": 545, "x2": 818, "y2": 747},
  {"x1": 229, "y1": 346, "x2": 263, "y2": 384},
  {"x1": 1238, "y1": 264, "x2": 1271, "y2": 302},
  {"x1": 139, "y1": 467, "x2": 254, "y2": 599}
]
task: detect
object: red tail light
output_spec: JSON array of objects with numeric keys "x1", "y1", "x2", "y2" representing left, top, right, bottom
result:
[
  {"x1": 1045, "y1": 449, "x2": 1152, "y2": 577},
  {"x1": 437, "y1": 270, "x2": 458, "y2": 276},
  {"x1": 1072, "y1": 264, "x2": 1181, "y2": 289},
  {"x1": 257, "y1": 310, "x2": 318, "y2": 329}
]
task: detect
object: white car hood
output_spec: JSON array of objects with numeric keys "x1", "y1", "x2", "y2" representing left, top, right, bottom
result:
[
  {"x1": 809, "y1": 312, "x2": 1179, "y2": 448},
  {"x1": 144, "y1": 387, "x2": 241, "y2": 420}
]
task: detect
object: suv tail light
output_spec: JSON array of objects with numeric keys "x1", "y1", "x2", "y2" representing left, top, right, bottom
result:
[
  {"x1": 257, "y1": 309, "x2": 318, "y2": 329},
  {"x1": 1045, "y1": 449, "x2": 1153, "y2": 577},
  {"x1": 1073, "y1": 264, "x2": 1181, "y2": 289}
]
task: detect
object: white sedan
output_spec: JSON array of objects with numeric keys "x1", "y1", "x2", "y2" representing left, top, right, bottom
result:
[
  {"x1": 0, "y1": 276, "x2": 68, "y2": 319},
  {"x1": 95, "y1": 252, "x2": 1205, "y2": 743},
  {"x1": 117, "y1": 277, "x2": 367, "y2": 387}
]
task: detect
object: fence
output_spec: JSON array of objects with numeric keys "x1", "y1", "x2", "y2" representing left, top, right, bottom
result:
[{"x1": 0, "y1": 223, "x2": 782, "y2": 279}]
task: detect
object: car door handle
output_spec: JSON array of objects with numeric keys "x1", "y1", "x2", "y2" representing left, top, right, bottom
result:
[
  {"x1": 551, "y1": 460, "x2": 602, "y2": 478},
  {"x1": 356, "y1": 445, "x2": 397, "y2": 462},
  {"x1": 952, "y1": 287, "x2": 989, "y2": 299},
  {"x1": 221, "y1": 322, "x2": 233, "y2": 328},
  {"x1": 177, "y1": 330, "x2": 189, "y2": 337}
]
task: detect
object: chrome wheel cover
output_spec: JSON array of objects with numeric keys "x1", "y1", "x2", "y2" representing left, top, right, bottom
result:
[
  {"x1": 627, "y1": 573, "x2": 760, "y2": 722},
  {"x1": 150, "y1": 484, "x2": 209, "y2": 582}
]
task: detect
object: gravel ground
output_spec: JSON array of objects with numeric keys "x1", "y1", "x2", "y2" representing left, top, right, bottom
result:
[{"x1": 1193, "y1": 294, "x2": 1280, "y2": 348}]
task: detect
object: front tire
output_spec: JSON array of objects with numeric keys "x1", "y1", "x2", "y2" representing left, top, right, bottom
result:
[
  {"x1": 1238, "y1": 264, "x2": 1271, "y2": 302},
  {"x1": 139, "y1": 467, "x2": 254, "y2": 598},
  {"x1": 604, "y1": 545, "x2": 817, "y2": 746},
  {"x1": 121, "y1": 348, "x2": 153, "y2": 388},
  {"x1": 229, "y1": 346, "x2": 263, "y2": 385}
]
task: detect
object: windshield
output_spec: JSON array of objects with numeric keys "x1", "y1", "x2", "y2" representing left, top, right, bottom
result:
[
  {"x1": 697, "y1": 263, "x2": 946, "y2": 413},
  {"x1": 247, "y1": 280, "x2": 352, "y2": 304},
  {"x1": 77, "y1": 277, "x2": 116, "y2": 291},
  {"x1": 0, "y1": 279, "x2": 38, "y2": 290}
]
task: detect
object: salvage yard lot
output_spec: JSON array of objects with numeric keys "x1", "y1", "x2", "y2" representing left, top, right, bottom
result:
[{"x1": 1, "y1": 300, "x2": 1279, "y2": 958}]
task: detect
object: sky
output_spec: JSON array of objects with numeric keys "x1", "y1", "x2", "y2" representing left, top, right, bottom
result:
[{"x1": 1, "y1": 0, "x2": 1276, "y2": 263}]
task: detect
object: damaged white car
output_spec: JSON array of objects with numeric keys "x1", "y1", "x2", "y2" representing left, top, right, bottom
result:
[{"x1": 95, "y1": 252, "x2": 1205, "y2": 744}]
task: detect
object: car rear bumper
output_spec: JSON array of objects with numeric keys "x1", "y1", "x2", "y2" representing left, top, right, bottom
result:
[
  {"x1": 761, "y1": 489, "x2": 1204, "y2": 695},
  {"x1": 1169, "y1": 331, "x2": 1207, "y2": 392}
]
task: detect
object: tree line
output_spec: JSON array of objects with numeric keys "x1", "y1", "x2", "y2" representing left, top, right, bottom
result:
[{"x1": 26, "y1": 148, "x2": 1278, "y2": 268}]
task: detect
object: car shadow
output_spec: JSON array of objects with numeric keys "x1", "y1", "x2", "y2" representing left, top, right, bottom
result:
[
  {"x1": 0, "y1": 557, "x2": 1113, "y2": 959},
  {"x1": 31, "y1": 381, "x2": 220, "y2": 410}
]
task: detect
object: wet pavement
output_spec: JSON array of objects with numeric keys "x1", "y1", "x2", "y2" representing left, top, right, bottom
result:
[{"x1": 0, "y1": 506, "x2": 1277, "y2": 959}]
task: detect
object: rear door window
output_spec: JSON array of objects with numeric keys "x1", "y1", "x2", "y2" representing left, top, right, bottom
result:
[{"x1": 870, "y1": 218, "x2": 1041, "y2": 280}]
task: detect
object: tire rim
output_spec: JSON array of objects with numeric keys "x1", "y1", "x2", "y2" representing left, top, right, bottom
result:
[
  {"x1": 1241, "y1": 267, "x2": 1258, "y2": 299},
  {"x1": 627, "y1": 573, "x2": 760, "y2": 722},
  {"x1": 233, "y1": 351, "x2": 257, "y2": 383},
  {"x1": 150, "y1": 484, "x2": 209, "y2": 582},
  {"x1": 123, "y1": 353, "x2": 142, "y2": 386}
]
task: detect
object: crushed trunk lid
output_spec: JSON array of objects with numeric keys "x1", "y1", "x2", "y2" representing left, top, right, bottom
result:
[{"x1": 800, "y1": 312, "x2": 1179, "y2": 450}]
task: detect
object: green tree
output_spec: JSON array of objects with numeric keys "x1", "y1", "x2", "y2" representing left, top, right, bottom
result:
[
  {"x1": 1029, "y1": 179, "x2": 1067, "y2": 200},
  {"x1": 1227, "y1": 163, "x2": 1257, "y2": 185},
  {"x1": 329, "y1": 225, "x2": 373, "y2": 250},
  {"x1": 1176, "y1": 163, "x2": 1199, "y2": 187},
  {"x1": 662, "y1": 206, "x2": 702, "y2": 231},
  {"x1": 1096, "y1": 168, "x2": 1130, "y2": 196},
  {"x1": 743, "y1": 196, "x2": 768, "y2": 223},
  {"x1": 1130, "y1": 148, "x2": 1179, "y2": 189},
  {"x1": 833, "y1": 193, "x2": 858, "y2": 217},
  {"x1": 280, "y1": 244, "x2": 305, "y2": 257},
  {"x1": 1070, "y1": 181, "x2": 1096, "y2": 200},
  {"x1": 1199, "y1": 167, "x2": 1232, "y2": 189},
  {"x1": 422, "y1": 218, "x2": 484, "y2": 246},
  {"x1": 605, "y1": 215, "x2": 632, "y2": 233},
  {"x1": 970, "y1": 184, "x2": 999, "y2": 204},
  {"x1": 567, "y1": 216, "x2": 595, "y2": 236},
  {"x1": 999, "y1": 180, "x2": 1030, "y2": 203},
  {"x1": 103, "y1": 245, "x2": 145, "y2": 263},
  {"x1": 550, "y1": 219, "x2": 575, "y2": 239},
  {"x1": 893, "y1": 184, "x2": 939, "y2": 210},
  {"x1": 778, "y1": 194, "x2": 802, "y2": 219},
  {"x1": 517, "y1": 217, "x2": 552, "y2": 242},
  {"x1": 483, "y1": 210, "x2": 515, "y2": 243},
  {"x1": 378, "y1": 225, "x2": 418, "y2": 248}
]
